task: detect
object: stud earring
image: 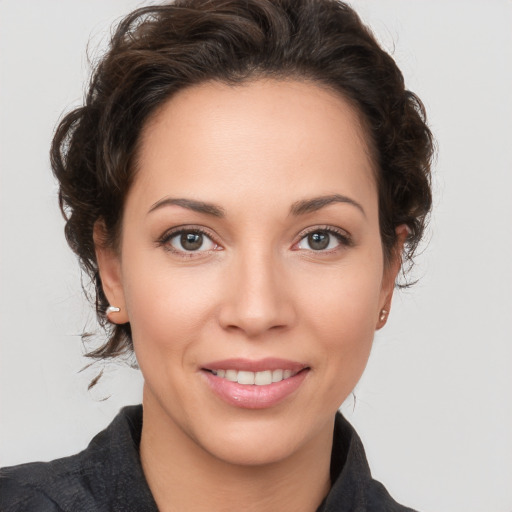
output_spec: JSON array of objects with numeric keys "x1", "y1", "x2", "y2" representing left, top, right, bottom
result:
[
  {"x1": 379, "y1": 309, "x2": 388, "y2": 322},
  {"x1": 106, "y1": 306, "x2": 120, "y2": 315}
]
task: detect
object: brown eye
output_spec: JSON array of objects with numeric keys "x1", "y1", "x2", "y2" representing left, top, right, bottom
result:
[
  {"x1": 166, "y1": 230, "x2": 217, "y2": 253},
  {"x1": 296, "y1": 228, "x2": 350, "y2": 252},
  {"x1": 181, "y1": 232, "x2": 203, "y2": 251},
  {"x1": 307, "y1": 232, "x2": 329, "y2": 250}
]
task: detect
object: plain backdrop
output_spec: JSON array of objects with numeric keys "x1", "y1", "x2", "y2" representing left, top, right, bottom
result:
[{"x1": 1, "y1": 1, "x2": 511, "y2": 511}]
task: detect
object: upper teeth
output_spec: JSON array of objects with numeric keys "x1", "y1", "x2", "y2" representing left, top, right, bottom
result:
[{"x1": 211, "y1": 369, "x2": 294, "y2": 385}]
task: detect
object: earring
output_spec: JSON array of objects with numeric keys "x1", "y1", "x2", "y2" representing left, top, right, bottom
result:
[
  {"x1": 379, "y1": 309, "x2": 388, "y2": 322},
  {"x1": 106, "y1": 305, "x2": 120, "y2": 314}
]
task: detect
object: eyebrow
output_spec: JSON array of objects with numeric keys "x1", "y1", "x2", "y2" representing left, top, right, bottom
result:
[
  {"x1": 290, "y1": 194, "x2": 366, "y2": 217},
  {"x1": 148, "y1": 193, "x2": 365, "y2": 219},
  {"x1": 148, "y1": 197, "x2": 225, "y2": 217}
]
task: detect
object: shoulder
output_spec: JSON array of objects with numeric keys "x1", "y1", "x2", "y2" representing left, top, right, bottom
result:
[
  {"x1": 0, "y1": 433, "x2": 115, "y2": 512},
  {"x1": 0, "y1": 455, "x2": 86, "y2": 512},
  {"x1": 361, "y1": 478, "x2": 418, "y2": 512},
  {"x1": 320, "y1": 412, "x2": 418, "y2": 512},
  {"x1": 0, "y1": 405, "x2": 152, "y2": 512}
]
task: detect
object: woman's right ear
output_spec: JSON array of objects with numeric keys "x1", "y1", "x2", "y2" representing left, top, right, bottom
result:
[{"x1": 93, "y1": 220, "x2": 129, "y2": 324}]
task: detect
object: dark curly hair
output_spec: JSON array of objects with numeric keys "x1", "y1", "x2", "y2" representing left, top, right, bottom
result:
[{"x1": 51, "y1": 0, "x2": 434, "y2": 363}]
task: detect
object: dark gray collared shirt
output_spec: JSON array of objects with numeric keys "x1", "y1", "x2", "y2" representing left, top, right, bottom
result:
[{"x1": 0, "y1": 405, "x2": 417, "y2": 511}]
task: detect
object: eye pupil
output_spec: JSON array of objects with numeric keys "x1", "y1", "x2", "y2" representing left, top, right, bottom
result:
[
  {"x1": 308, "y1": 232, "x2": 329, "y2": 250},
  {"x1": 181, "y1": 232, "x2": 203, "y2": 250}
]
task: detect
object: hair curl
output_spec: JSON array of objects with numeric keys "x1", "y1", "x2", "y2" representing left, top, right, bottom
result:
[{"x1": 51, "y1": 0, "x2": 434, "y2": 362}]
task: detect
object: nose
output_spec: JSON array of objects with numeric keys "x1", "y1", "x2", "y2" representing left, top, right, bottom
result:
[{"x1": 218, "y1": 248, "x2": 297, "y2": 338}]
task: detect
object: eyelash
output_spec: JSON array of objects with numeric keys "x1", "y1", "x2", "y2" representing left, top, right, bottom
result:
[
  {"x1": 156, "y1": 225, "x2": 353, "y2": 257},
  {"x1": 294, "y1": 226, "x2": 353, "y2": 253},
  {"x1": 156, "y1": 226, "x2": 221, "y2": 256}
]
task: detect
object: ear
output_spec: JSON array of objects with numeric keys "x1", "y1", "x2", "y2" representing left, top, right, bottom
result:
[
  {"x1": 93, "y1": 220, "x2": 129, "y2": 324},
  {"x1": 376, "y1": 224, "x2": 409, "y2": 330}
]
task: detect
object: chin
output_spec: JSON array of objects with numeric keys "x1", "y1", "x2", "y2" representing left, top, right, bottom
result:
[
  {"x1": 187, "y1": 405, "x2": 334, "y2": 468},
  {"x1": 200, "y1": 423, "x2": 309, "y2": 467}
]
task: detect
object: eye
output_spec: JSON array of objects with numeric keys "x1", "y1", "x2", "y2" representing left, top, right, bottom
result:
[
  {"x1": 162, "y1": 229, "x2": 219, "y2": 253},
  {"x1": 296, "y1": 228, "x2": 350, "y2": 252}
]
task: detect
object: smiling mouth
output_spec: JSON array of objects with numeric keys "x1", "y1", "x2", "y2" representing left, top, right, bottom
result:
[
  {"x1": 202, "y1": 360, "x2": 310, "y2": 408},
  {"x1": 206, "y1": 368, "x2": 305, "y2": 386}
]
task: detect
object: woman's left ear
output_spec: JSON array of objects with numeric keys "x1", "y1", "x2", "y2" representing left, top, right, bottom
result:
[
  {"x1": 376, "y1": 224, "x2": 409, "y2": 330},
  {"x1": 93, "y1": 220, "x2": 129, "y2": 324}
]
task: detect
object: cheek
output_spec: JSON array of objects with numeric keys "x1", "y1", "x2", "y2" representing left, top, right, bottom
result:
[
  {"x1": 303, "y1": 285, "x2": 378, "y2": 406},
  {"x1": 300, "y1": 249, "x2": 382, "y2": 323},
  {"x1": 121, "y1": 250, "x2": 221, "y2": 364},
  {"x1": 295, "y1": 253, "x2": 383, "y2": 375}
]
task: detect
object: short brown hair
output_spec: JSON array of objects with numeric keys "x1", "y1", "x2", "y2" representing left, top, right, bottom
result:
[{"x1": 51, "y1": 0, "x2": 434, "y2": 362}]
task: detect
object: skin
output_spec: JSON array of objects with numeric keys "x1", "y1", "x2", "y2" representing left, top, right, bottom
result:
[{"x1": 95, "y1": 79, "x2": 406, "y2": 512}]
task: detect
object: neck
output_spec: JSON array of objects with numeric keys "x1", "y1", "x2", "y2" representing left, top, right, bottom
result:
[{"x1": 139, "y1": 391, "x2": 333, "y2": 512}]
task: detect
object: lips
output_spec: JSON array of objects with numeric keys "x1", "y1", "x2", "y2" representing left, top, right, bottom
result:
[{"x1": 201, "y1": 358, "x2": 310, "y2": 409}]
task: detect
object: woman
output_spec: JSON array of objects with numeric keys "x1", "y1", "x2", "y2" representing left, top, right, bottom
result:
[{"x1": 0, "y1": 0, "x2": 433, "y2": 510}]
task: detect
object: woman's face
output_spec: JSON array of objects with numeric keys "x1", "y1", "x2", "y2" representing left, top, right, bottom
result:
[{"x1": 98, "y1": 79, "x2": 400, "y2": 466}]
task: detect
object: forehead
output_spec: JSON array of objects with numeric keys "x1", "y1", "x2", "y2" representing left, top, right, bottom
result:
[{"x1": 131, "y1": 79, "x2": 377, "y2": 216}]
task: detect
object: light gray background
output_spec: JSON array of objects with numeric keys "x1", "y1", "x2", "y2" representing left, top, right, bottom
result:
[{"x1": 1, "y1": 1, "x2": 511, "y2": 511}]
